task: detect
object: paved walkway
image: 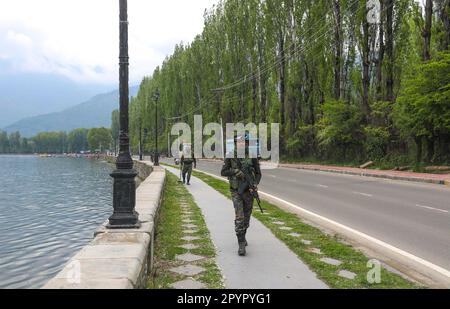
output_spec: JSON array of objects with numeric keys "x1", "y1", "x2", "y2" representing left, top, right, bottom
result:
[{"x1": 164, "y1": 166, "x2": 328, "y2": 289}]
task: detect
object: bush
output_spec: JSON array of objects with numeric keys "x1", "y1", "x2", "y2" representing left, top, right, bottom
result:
[
  {"x1": 317, "y1": 100, "x2": 364, "y2": 160},
  {"x1": 286, "y1": 125, "x2": 316, "y2": 158},
  {"x1": 364, "y1": 126, "x2": 390, "y2": 161}
]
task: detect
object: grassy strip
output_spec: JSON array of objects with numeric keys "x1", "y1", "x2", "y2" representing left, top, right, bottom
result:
[
  {"x1": 147, "y1": 172, "x2": 224, "y2": 289},
  {"x1": 281, "y1": 156, "x2": 450, "y2": 174},
  {"x1": 160, "y1": 163, "x2": 419, "y2": 289}
]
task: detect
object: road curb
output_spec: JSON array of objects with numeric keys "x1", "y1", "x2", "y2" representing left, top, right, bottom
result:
[{"x1": 278, "y1": 165, "x2": 449, "y2": 186}]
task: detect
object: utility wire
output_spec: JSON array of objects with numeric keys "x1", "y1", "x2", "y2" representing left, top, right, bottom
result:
[
  {"x1": 164, "y1": 0, "x2": 390, "y2": 121},
  {"x1": 211, "y1": 0, "x2": 362, "y2": 92}
]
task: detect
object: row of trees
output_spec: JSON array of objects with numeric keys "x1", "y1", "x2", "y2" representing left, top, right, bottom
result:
[
  {"x1": 0, "y1": 128, "x2": 113, "y2": 154},
  {"x1": 128, "y1": 0, "x2": 449, "y2": 165}
]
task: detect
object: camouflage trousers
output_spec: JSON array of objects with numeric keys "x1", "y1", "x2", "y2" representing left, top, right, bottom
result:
[
  {"x1": 182, "y1": 164, "x2": 193, "y2": 183},
  {"x1": 231, "y1": 190, "x2": 254, "y2": 237}
]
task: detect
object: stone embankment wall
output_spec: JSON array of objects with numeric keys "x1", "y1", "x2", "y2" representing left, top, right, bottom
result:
[{"x1": 43, "y1": 161, "x2": 166, "y2": 289}]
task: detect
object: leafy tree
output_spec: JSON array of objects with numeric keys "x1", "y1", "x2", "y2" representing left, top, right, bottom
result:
[
  {"x1": 87, "y1": 128, "x2": 112, "y2": 153},
  {"x1": 67, "y1": 128, "x2": 89, "y2": 153},
  {"x1": 32, "y1": 131, "x2": 67, "y2": 154},
  {"x1": 8, "y1": 132, "x2": 21, "y2": 153},
  {"x1": 317, "y1": 100, "x2": 364, "y2": 161},
  {"x1": 395, "y1": 51, "x2": 450, "y2": 162},
  {"x1": 20, "y1": 137, "x2": 33, "y2": 154},
  {"x1": 111, "y1": 109, "x2": 120, "y2": 155},
  {"x1": 0, "y1": 130, "x2": 10, "y2": 153},
  {"x1": 125, "y1": 0, "x2": 448, "y2": 166}
]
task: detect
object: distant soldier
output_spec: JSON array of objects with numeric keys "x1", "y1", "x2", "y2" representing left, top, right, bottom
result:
[
  {"x1": 181, "y1": 153, "x2": 196, "y2": 185},
  {"x1": 221, "y1": 134, "x2": 262, "y2": 256},
  {"x1": 150, "y1": 151, "x2": 155, "y2": 164}
]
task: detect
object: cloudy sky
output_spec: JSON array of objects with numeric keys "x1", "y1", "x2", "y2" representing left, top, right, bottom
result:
[{"x1": 0, "y1": 0, "x2": 219, "y2": 86}]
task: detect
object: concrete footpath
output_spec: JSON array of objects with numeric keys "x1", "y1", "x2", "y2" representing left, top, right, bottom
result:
[{"x1": 164, "y1": 166, "x2": 328, "y2": 289}]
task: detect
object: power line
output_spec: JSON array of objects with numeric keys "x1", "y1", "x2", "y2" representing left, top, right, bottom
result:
[
  {"x1": 211, "y1": 0, "x2": 362, "y2": 92},
  {"x1": 162, "y1": 0, "x2": 391, "y2": 121},
  {"x1": 164, "y1": 3, "x2": 347, "y2": 121},
  {"x1": 199, "y1": 0, "x2": 393, "y2": 114},
  {"x1": 195, "y1": 1, "x2": 363, "y2": 111}
]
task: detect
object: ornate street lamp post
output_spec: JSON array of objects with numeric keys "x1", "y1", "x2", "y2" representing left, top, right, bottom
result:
[
  {"x1": 107, "y1": 0, "x2": 140, "y2": 229},
  {"x1": 153, "y1": 89, "x2": 160, "y2": 166}
]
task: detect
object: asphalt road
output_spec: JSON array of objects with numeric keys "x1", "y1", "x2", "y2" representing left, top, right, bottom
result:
[{"x1": 163, "y1": 158, "x2": 450, "y2": 272}]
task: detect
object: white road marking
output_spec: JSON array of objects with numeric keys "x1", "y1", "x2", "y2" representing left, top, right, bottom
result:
[
  {"x1": 317, "y1": 184, "x2": 329, "y2": 188},
  {"x1": 416, "y1": 204, "x2": 449, "y2": 214},
  {"x1": 353, "y1": 191, "x2": 373, "y2": 197},
  {"x1": 259, "y1": 191, "x2": 450, "y2": 281},
  {"x1": 189, "y1": 167, "x2": 450, "y2": 282}
]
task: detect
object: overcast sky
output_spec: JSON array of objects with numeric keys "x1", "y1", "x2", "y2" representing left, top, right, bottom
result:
[{"x1": 0, "y1": 0, "x2": 219, "y2": 86}]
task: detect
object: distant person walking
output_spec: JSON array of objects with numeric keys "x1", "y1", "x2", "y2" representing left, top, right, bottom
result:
[{"x1": 181, "y1": 153, "x2": 196, "y2": 185}]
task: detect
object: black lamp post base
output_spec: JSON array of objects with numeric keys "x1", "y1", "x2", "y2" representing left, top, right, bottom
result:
[
  {"x1": 107, "y1": 211, "x2": 141, "y2": 229},
  {"x1": 107, "y1": 168, "x2": 141, "y2": 229}
]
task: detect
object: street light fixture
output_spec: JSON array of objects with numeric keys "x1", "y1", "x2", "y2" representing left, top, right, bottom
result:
[
  {"x1": 107, "y1": 0, "x2": 140, "y2": 229},
  {"x1": 153, "y1": 89, "x2": 160, "y2": 166}
]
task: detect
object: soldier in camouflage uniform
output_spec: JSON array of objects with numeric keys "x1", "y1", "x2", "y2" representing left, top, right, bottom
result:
[
  {"x1": 181, "y1": 154, "x2": 196, "y2": 185},
  {"x1": 221, "y1": 134, "x2": 262, "y2": 256}
]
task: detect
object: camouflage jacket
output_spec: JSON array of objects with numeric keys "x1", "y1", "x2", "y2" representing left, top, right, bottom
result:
[
  {"x1": 181, "y1": 155, "x2": 196, "y2": 166},
  {"x1": 221, "y1": 157, "x2": 262, "y2": 191}
]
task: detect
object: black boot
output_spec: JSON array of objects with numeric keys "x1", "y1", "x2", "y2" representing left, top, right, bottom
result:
[{"x1": 237, "y1": 235, "x2": 246, "y2": 256}]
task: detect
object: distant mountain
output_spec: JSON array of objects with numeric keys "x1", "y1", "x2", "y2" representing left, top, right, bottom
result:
[
  {"x1": 3, "y1": 86, "x2": 139, "y2": 137},
  {"x1": 0, "y1": 72, "x2": 113, "y2": 128}
]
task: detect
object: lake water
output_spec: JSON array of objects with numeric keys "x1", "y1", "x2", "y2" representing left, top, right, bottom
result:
[{"x1": 0, "y1": 155, "x2": 113, "y2": 289}]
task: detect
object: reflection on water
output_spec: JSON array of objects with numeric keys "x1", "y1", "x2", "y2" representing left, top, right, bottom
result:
[{"x1": 0, "y1": 155, "x2": 113, "y2": 289}]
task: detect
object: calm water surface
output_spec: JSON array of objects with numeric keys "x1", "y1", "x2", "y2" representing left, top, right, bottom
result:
[{"x1": 0, "y1": 155, "x2": 113, "y2": 289}]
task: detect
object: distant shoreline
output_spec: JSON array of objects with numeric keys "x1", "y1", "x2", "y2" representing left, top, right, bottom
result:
[
  {"x1": 0, "y1": 153, "x2": 111, "y2": 159},
  {"x1": 0, "y1": 154, "x2": 38, "y2": 156}
]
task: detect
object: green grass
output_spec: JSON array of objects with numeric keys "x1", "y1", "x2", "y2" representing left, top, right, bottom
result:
[
  {"x1": 160, "y1": 163, "x2": 420, "y2": 289},
  {"x1": 281, "y1": 156, "x2": 361, "y2": 168},
  {"x1": 147, "y1": 172, "x2": 224, "y2": 289},
  {"x1": 282, "y1": 156, "x2": 450, "y2": 174}
]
